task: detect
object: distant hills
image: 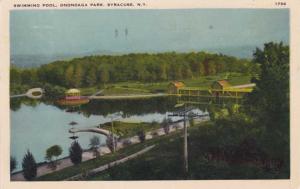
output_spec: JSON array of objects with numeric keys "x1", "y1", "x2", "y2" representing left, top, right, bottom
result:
[{"x1": 11, "y1": 45, "x2": 256, "y2": 68}]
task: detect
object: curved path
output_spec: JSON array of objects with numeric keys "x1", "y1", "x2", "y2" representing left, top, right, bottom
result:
[{"x1": 69, "y1": 127, "x2": 112, "y2": 137}]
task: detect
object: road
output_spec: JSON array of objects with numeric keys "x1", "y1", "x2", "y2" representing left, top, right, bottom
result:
[{"x1": 89, "y1": 93, "x2": 168, "y2": 100}]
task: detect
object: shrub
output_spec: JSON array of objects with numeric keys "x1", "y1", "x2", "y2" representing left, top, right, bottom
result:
[
  {"x1": 106, "y1": 135, "x2": 117, "y2": 153},
  {"x1": 151, "y1": 131, "x2": 159, "y2": 137},
  {"x1": 69, "y1": 141, "x2": 83, "y2": 165},
  {"x1": 45, "y1": 145, "x2": 63, "y2": 170},
  {"x1": 22, "y1": 150, "x2": 37, "y2": 180},
  {"x1": 137, "y1": 130, "x2": 146, "y2": 142},
  {"x1": 89, "y1": 136, "x2": 100, "y2": 158},
  {"x1": 150, "y1": 120, "x2": 158, "y2": 127},
  {"x1": 10, "y1": 156, "x2": 17, "y2": 173},
  {"x1": 189, "y1": 118, "x2": 195, "y2": 127},
  {"x1": 161, "y1": 118, "x2": 171, "y2": 134},
  {"x1": 122, "y1": 139, "x2": 132, "y2": 147}
]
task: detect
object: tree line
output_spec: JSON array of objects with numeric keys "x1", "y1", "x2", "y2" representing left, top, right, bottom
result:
[{"x1": 10, "y1": 51, "x2": 259, "y2": 89}]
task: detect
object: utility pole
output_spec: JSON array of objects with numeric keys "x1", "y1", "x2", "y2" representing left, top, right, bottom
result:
[
  {"x1": 183, "y1": 104, "x2": 188, "y2": 175},
  {"x1": 171, "y1": 103, "x2": 191, "y2": 176},
  {"x1": 168, "y1": 105, "x2": 209, "y2": 177},
  {"x1": 111, "y1": 119, "x2": 116, "y2": 153},
  {"x1": 108, "y1": 112, "x2": 122, "y2": 153}
]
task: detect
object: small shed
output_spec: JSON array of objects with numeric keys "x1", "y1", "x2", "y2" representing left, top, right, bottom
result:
[
  {"x1": 168, "y1": 81, "x2": 185, "y2": 94},
  {"x1": 211, "y1": 80, "x2": 231, "y2": 90}
]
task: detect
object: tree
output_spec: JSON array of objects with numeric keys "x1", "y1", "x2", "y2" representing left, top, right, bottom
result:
[
  {"x1": 189, "y1": 117, "x2": 195, "y2": 127},
  {"x1": 65, "y1": 65, "x2": 75, "y2": 87},
  {"x1": 85, "y1": 67, "x2": 97, "y2": 86},
  {"x1": 161, "y1": 118, "x2": 170, "y2": 134},
  {"x1": 10, "y1": 67, "x2": 22, "y2": 85},
  {"x1": 245, "y1": 42, "x2": 289, "y2": 162},
  {"x1": 10, "y1": 156, "x2": 17, "y2": 173},
  {"x1": 89, "y1": 136, "x2": 100, "y2": 157},
  {"x1": 22, "y1": 150, "x2": 37, "y2": 180},
  {"x1": 45, "y1": 145, "x2": 63, "y2": 170},
  {"x1": 158, "y1": 63, "x2": 168, "y2": 81},
  {"x1": 21, "y1": 69, "x2": 34, "y2": 85},
  {"x1": 137, "y1": 130, "x2": 146, "y2": 143},
  {"x1": 106, "y1": 135, "x2": 117, "y2": 153},
  {"x1": 69, "y1": 141, "x2": 83, "y2": 165},
  {"x1": 99, "y1": 68, "x2": 110, "y2": 85},
  {"x1": 73, "y1": 64, "x2": 83, "y2": 87}
]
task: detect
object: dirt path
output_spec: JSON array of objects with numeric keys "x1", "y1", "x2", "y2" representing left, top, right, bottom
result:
[
  {"x1": 89, "y1": 93, "x2": 168, "y2": 100},
  {"x1": 66, "y1": 145, "x2": 156, "y2": 180}
]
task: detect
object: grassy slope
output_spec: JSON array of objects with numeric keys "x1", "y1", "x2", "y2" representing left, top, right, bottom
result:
[
  {"x1": 101, "y1": 121, "x2": 161, "y2": 138},
  {"x1": 36, "y1": 129, "x2": 181, "y2": 181},
  {"x1": 80, "y1": 74, "x2": 252, "y2": 96},
  {"x1": 88, "y1": 122, "x2": 287, "y2": 180},
  {"x1": 36, "y1": 119, "x2": 287, "y2": 181}
]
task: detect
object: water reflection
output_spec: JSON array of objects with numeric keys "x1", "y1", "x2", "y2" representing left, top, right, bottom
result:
[{"x1": 10, "y1": 96, "x2": 239, "y2": 171}]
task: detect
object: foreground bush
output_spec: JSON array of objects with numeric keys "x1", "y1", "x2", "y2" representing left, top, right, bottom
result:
[
  {"x1": 69, "y1": 141, "x2": 83, "y2": 165},
  {"x1": 22, "y1": 150, "x2": 37, "y2": 180}
]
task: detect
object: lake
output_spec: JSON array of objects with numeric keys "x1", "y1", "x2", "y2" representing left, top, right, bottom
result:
[{"x1": 11, "y1": 97, "x2": 192, "y2": 171}]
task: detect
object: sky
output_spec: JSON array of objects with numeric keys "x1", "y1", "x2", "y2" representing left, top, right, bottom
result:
[{"x1": 10, "y1": 9, "x2": 289, "y2": 57}]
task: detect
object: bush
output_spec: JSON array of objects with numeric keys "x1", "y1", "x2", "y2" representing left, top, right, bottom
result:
[
  {"x1": 43, "y1": 83, "x2": 66, "y2": 99},
  {"x1": 45, "y1": 145, "x2": 63, "y2": 170},
  {"x1": 161, "y1": 118, "x2": 171, "y2": 134},
  {"x1": 122, "y1": 139, "x2": 132, "y2": 147},
  {"x1": 151, "y1": 131, "x2": 159, "y2": 137},
  {"x1": 89, "y1": 136, "x2": 100, "y2": 158},
  {"x1": 22, "y1": 150, "x2": 37, "y2": 180},
  {"x1": 10, "y1": 156, "x2": 17, "y2": 173},
  {"x1": 137, "y1": 130, "x2": 146, "y2": 143},
  {"x1": 69, "y1": 141, "x2": 83, "y2": 165},
  {"x1": 106, "y1": 135, "x2": 117, "y2": 153},
  {"x1": 150, "y1": 120, "x2": 158, "y2": 127},
  {"x1": 189, "y1": 118, "x2": 195, "y2": 127}
]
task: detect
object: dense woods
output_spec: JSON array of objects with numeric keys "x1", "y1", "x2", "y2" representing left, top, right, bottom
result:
[{"x1": 10, "y1": 51, "x2": 258, "y2": 91}]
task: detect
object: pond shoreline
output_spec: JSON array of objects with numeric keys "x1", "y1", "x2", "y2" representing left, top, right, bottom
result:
[{"x1": 11, "y1": 117, "x2": 209, "y2": 181}]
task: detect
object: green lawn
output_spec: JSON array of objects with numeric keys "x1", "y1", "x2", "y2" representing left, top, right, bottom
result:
[
  {"x1": 101, "y1": 121, "x2": 161, "y2": 138},
  {"x1": 79, "y1": 73, "x2": 252, "y2": 96}
]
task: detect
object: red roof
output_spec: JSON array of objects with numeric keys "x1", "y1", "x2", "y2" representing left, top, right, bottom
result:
[
  {"x1": 216, "y1": 80, "x2": 231, "y2": 88},
  {"x1": 171, "y1": 81, "x2": 185, "y2": 88}
]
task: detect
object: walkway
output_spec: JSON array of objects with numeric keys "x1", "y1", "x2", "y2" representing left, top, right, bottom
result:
[
  {"x1": 11, "y1": 147, "x2": 111, "y2": 181},
  {"x1": 89, "y1": 93, "x2": 167, "y2": 100},
  {"x1": 66, "y1": 145, "x2": 156, "y2": 180}
]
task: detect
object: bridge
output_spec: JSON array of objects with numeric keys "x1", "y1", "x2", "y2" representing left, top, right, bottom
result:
[
  {"x1": 69, "y1": 127, "x2": 118, "y2": 138},
  {"x1": 10, "y1": 88, "x2": 44, "y2": 99}
]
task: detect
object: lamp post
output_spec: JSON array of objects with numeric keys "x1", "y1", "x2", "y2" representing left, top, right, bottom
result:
[
  {"x1": 173, "y1": 103, "x2": 190, "y2": 176},
  {"x1": 69, "y1": 121, "x2": 79, "y2": 140},
  {"x1": 107, "y1": 112, "x2": 123, "y2": 153}
]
